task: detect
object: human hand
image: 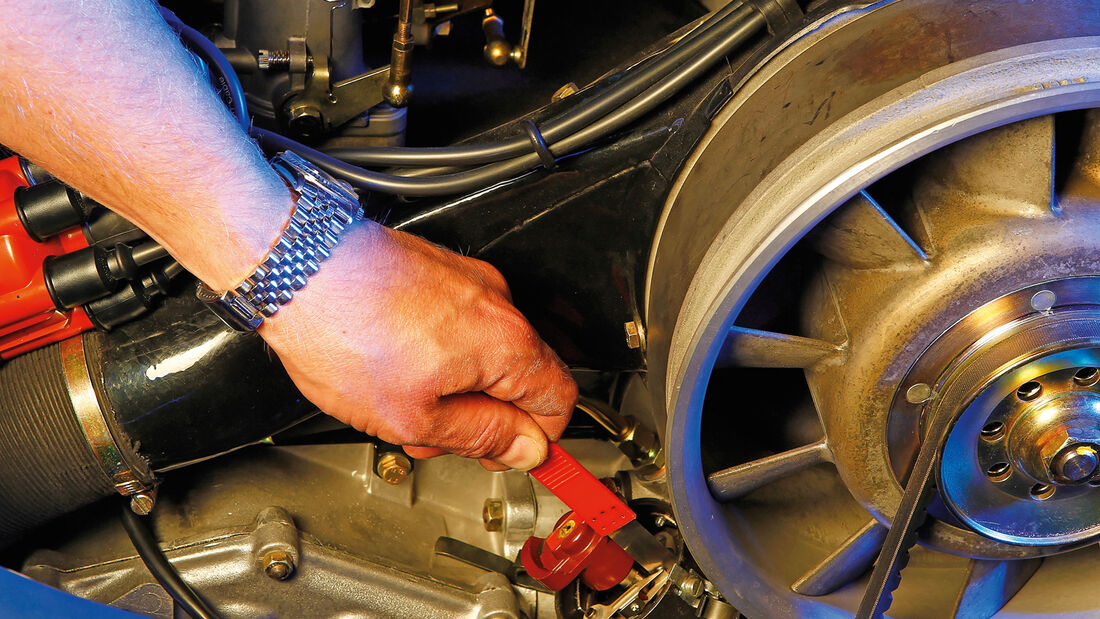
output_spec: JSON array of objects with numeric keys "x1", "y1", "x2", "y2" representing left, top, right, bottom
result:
[{"x1": 259, "y1": 221, "x2": 578, "y2": 470}]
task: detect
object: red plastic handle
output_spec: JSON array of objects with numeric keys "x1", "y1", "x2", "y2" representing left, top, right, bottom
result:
[{"x1": 530, "y1": 443, "x2": 636, "y2": 536}]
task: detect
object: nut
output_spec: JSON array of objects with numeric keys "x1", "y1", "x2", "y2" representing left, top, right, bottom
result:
[
  {"x1": 551, "y1": 82, "x2": 579, "y2": 102},
  {"x1": 624, "y1": 321, "x2": 644, "y2": 350},
  {"x1": 482, "y1": 499, "x2": 504, "y2": 532},
  {"x1": 263, "y1": 550, "x2": 295, "y2": 580},
  {"x1": 376, "y1": 452, "x2": 412, "y2": 485}
]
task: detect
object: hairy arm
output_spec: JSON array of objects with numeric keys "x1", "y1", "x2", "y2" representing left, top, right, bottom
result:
[{"x1": 0, "y1": 0, "x2": 576, "y2": 470}]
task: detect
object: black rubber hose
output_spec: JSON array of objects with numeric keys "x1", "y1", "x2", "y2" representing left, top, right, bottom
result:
[
  {"x1": 253, "y1": 5, "x2": 767, "y2": 196},
  {"x1": 120, "y1": 505, "x2": 221, "y2": 619},
  {"x1": 158, "y1": 7, "x2": 250, "y2": 130},
  {"x1": 0, "y1": 346, "x2": 118, "y2": 541},
  {"x1": 0, "y1": 295, "x2": 315, "y2": 544},
  {"x1": 321, "y1": 0, "x2": 755, "y2": 167}
]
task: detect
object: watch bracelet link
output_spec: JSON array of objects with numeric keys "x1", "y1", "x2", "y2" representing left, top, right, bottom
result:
[{"x1": 196, "y1": 150, "x2": 364, "y2": 331}]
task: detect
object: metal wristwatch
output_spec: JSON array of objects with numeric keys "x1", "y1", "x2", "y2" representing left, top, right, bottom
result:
[{"x1": 196, "y1": 150, "x2": 364, "y2": 331}]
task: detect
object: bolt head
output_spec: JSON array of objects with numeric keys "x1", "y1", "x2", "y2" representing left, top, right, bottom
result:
[
  {"x1": 905, "y1": 382, "x2": 932, "y2": 404},
  {"x1": 483, "y1": 40, "x2": 512, "y2": 66},
  {"x1": 482, "y1": 499, "x2": 504, "y2": 532},
  {"x1": 263, "y1": 550, "x2": 295, "y2": 580},
  {"x1": 1052, "y1": 444, "x2": 1099, "y2": 483},
  {"x1": 376, "y1": 452, "x2": 412, "y2": 485}
]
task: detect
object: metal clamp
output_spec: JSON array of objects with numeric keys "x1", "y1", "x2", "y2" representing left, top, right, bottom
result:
[
  {"x1": 60, "y1": 337, "x2": 157, "y2": 515},
  {"x1": 743, "y1": 0, "x2": 802, "y2": 35}
]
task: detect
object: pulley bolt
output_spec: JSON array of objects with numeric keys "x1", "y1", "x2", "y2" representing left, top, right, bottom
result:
[
  {"x1": 483, "y1": 498, "x2": 504, "y2": 532},
  {"x1": 1051, "y1": 444, "x2": 1099, "y2": 483},
  {"x1": 376, "y1": 452, "x2": 412, "y2": 485},
  {"x1": 263, "y1": 550, "x2": 295, "y2": 580}
]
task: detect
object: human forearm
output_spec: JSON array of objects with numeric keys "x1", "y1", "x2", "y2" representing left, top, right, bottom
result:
[
  {"x1": 0, "y1": 0, "x2": 286, "y2": 290},
  {"x1": 0, "y1": 0, "x2": 577, "y2": 470}
]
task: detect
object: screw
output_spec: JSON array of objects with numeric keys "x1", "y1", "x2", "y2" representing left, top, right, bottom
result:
[
  {"x1": 376, "y1": 452, "x2": 412, "y2": 485},
  {"x1": 129, "y1": 492, "x2": 155, "y2": 516},
  {"x1": 905, "y1": 382, "x2": 932, "y2": 404},
  {"x1": 257, "y1": 49, "x2": 292, "y2": 71},
  {"x1": 556, "y1": 520, "x2": 577, "y2": 539},
  {"x1": 263, "y1": 550, "x2": 295, "y2": 580},
  {"x1": 1051, "y1": 444, "x2": 1099, "y2": 483},
  {"x1": 483, "y1": 499, "x2": 504, "y2": 532},
  {"x1": 679, "y1": 574, "x2": 704, "y2": 597},
  {"x1": 628, "y1": 602, "x2": 642, "y2": 613}
]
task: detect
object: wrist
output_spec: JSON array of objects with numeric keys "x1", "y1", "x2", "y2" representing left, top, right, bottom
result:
[
  {"x1": 257, "y1": 219, "x2": 387, "y2": 341},
  {"x1": 166, "y1": 176, "x2": 297, "y2": 293}
]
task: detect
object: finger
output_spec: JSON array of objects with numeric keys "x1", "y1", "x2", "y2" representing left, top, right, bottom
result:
[
  {"x1": 483, "y1": 338, "x2": 578, "y2": 431},
  {"x1": 479, "y1": 459, "x2": 509, "y2": 472},
  {"x1": 426, "y1": 392, "x2": 549, "y2": 470},
  {"x1": 403, "y1": 445, "x2": 447, "y2": 459}
]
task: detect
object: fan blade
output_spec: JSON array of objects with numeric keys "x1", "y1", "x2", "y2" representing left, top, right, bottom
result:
[
  {"x1": 815, "y1": 190, "x2": 928, "y2": 268},
  {"x1": 791, "y1": 519, "x2": 888, "y2": 596},
  {"x1": 951, "y1": 558, "x2": 1041, "y2": 619},
  {"x1": 717, "y1": 326, "x2": 842, "y2": 368},
  {"x1": 708, "y1": 440, "x2": 830, "y2": 501},
  {"x1": 908, "y1": 115, "x2": 1057, "y2": 250}
]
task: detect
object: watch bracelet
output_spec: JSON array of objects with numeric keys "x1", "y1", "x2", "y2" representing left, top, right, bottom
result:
[{"x1": 196, "y1": 151, "x2": 364, "y2": 331}]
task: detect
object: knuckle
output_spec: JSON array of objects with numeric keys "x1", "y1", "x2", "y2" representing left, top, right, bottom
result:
[{"x1": 452, "y1": 416, "x2": 509, "y2": 459}]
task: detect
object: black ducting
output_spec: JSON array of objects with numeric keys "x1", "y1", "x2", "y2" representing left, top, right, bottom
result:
[
  {"x1": 0, "y1": 293, "x2": 317, "y2": 543},
  {"x1": 0, "y1": 346, "x2": 116, "y2": 540}
]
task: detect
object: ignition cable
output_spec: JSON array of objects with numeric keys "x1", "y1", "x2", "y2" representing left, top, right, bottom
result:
[
  {"x1": 120, "y1": 505, "x2": 222, "y2": 619},
  {"x1": 165, "y1": 1, "x2": 769, "y2": 195}
]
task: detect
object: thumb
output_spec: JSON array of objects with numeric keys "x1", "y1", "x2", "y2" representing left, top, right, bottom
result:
[{"x1": 428, "y1": 392, "x2": 549, "y2": 470}]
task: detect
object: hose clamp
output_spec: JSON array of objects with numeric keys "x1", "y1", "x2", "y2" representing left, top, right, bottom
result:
[
  {"x1": 743, "y1": 0, "x2": 802, "y2": 35},
  {"x1": 60, "y1": 337, "x2": 157, "y2": 514}
]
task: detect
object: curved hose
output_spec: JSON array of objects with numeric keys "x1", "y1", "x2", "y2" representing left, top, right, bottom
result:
[
  {"x1": 158, "y1": 7, "x2": 250, "y2": 130},
  {"x1": 323, "y1": 0, "x2": 756, "y2": 167}
]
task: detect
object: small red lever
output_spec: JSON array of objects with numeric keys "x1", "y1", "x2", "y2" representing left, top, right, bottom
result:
[{"x1": 529, "y1": 443, "x2": 637, "y2": 537}]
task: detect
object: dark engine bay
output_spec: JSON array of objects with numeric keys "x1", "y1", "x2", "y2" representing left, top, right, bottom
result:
[{"x1": 3, "y1": 1, "x2": 1100, "y2": 618}]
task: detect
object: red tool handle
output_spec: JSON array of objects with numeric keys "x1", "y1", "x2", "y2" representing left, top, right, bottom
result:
[{"x1": 530, "y1": 443, "x2": 636, "y2": 536}]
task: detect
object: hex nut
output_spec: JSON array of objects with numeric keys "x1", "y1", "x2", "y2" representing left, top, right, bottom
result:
[
  {"x1": 376, "y1": 452, "x2": 412, "y2": 485},
  {"x1": 263, "y1": 550, "x2": 295, "y2": 580},
  {"x1": 624, "y1": 321, "x2": 643, "y2": 350},
  {"x1": 482, "y1": 498, "x2": 504, "y2": 532}
]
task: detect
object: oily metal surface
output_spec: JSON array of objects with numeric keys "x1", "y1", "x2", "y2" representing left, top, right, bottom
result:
[
  {"x1": 23, "y1": 442, "x2": 630, "y2": 618},
  {"x1": 647, "y1": 0, "x2": 1100, "y2": 616}
]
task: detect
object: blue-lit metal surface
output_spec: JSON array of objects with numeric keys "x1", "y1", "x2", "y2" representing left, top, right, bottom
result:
[
  {"x1": 941, "y1": 347, "x2": 1100, "y2": 545},
  {"x1": 653, "y1": 0, "x2": 1100, "y2": 614},
  {"x1": 0, "y1": 566, "x2": 137, "y2": 618}
]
